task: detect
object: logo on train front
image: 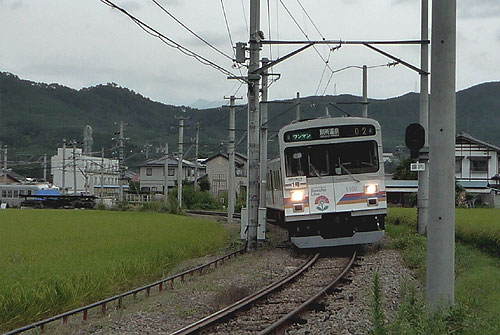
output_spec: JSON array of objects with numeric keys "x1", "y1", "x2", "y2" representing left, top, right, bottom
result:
[{"x1": 315, "y1": 195, "x2": 330, "y2": 211}]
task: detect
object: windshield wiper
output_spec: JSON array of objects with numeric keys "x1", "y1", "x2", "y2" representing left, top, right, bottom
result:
[
  {"x1": 339, "y1": 163, "x2": 360, "y2": 183},
  {"x1": 309, "y1": 162, "x2": 322, "y2": 178}
]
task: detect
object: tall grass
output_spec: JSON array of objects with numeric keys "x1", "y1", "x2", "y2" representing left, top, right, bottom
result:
[
  {"x1": 455, "y1": 208, "x2": 500, "y2": 256},
  {"x1": 385, "y1": 207, "x2": 500, "y2": 334},
  {"x1": 0, "y1": 209, "x2": 230, "y2": 332}
]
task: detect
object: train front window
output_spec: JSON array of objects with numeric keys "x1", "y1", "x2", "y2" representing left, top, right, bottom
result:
[
  {"x1": 285, "y1": 141, "x2": 379, "y2": 177},
  {"x1": 329, "y1": 141, "x2": 379, "y2": 175}
]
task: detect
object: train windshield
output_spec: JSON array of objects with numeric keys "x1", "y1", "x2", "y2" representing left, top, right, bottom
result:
[{"x1": 284, "y1": 141, "x2": 379, "y2": 177}]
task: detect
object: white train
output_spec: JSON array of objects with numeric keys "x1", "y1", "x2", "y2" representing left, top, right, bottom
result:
[
  {"x1": 0, "y1": 183, "x2": 58, "y2": 207},
  {"x1": 266, "y1": 117, "x2": 387, "y2": 248}
]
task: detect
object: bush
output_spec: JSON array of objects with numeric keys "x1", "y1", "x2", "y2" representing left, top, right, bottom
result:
[
  {"x1": 168, "y1": 185, "x2": 220, "y2": 211},
  {"x1": 139, "y1": 201, "x2": 168, "y2": 212},
  {"x1": 235, "y1": 190, "x2": 246, "y2": 213},
  {"x1": 111, "y1": 201, "x2": 131, "y2": 211}
]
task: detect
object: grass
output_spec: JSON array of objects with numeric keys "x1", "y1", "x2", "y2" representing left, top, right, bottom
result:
[
  {"x1": 383, "y1": 207, "x2": 500, "y2": 334},
  {"x1": 0, "y1": 209, "x2": 231, "y2": 332}
]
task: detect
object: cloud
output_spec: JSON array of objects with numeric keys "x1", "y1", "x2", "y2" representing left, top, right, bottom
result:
[
  {"x1": 458, "y1": 0, "x2": 500, "y2": 18},
  {"x1": 121, "y1": 1, "x2": 142, "y2": 11},
  {"x1": 1, "y1": 0, "x2": 25, "y2": 10}
]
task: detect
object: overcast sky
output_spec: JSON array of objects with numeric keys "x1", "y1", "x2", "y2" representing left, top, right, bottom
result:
[{"x1": 1, "y1": 0, "x2": 499, "y2": 108}]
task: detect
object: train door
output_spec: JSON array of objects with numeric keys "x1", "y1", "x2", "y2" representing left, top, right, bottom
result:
[{"x1": 305, "y1": 144, "x2": 337, "y2": 214}]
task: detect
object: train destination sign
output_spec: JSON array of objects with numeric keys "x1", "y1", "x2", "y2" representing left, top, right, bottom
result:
[{"x1": 284, "y1": 124, "x2": 376, "y2": 142}]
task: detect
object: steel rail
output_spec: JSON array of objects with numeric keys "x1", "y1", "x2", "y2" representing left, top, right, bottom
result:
[
  {"x1": 258, "y1": 250, "x2": 357, "y2": 335},
  {"x1": 169, "y1": 252, "x2": 320, "y2": 335},
  {"x1": 185, "y1": 209, "x2": 241, "y2": 219},
  {"x1": 4, "y1": 248, "x2": 245, "y2": 335}
]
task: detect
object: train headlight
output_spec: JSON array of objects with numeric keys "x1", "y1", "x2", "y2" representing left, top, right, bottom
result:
[
  {"x1": 290, "y1": 190, "x2": 305, "y2": 202},
  {"x1": 365, "y1": 184, "x2": 378, "y2": 195}
]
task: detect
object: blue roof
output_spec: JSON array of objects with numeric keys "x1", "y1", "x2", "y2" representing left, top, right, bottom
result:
[{"x1": 35, "y1": 189, "x2": 61, "y2": 196}]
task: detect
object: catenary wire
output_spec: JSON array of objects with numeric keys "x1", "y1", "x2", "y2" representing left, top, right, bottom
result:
[
  {"x1": 279, "y1": 0, "x2": 338, "y2": 94},
  {"x1": 150, "y1": 0, "x2": 233, "y2": 61},
  {"x1": 322, "y1": 62, "x2": 399, "y2": 95},
  {"x1": 100, "y1": 0, "x2": 242, "y2": 82}
]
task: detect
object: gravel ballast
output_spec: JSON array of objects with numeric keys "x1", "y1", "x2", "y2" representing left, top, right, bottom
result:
[{"x1": 46, "y1": 222, "x2": 415, "y2": 335}]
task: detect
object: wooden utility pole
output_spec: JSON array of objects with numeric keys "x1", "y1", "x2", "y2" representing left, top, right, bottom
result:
[
  {"x1": 246, "y1": 0, "x2": 261, "y2": 251},
  {"x1": 177, "y1": 118, "x2": 185, "y2": 209},
  {"x1": 3, "y1": 145, "x2": 7, "y2": 184},
  {"x1": 62, "y1": 139, "x2": 66, "y2": 194},
  {"x1": 194, "y1": 122, "x2": 200, "y2": 191},
  {"x1": 117, "y1": 121, "x2": 126, "y2": 202},
  {"x1": 101, "y1": 148, "x2": 105, "y2": 198},
  {"x1": 164, "y1": 143, "x2": 169, "y2": 204},
  {"x1": 418, "y1": 0, "x2": 430, "y2": 235},
  {"x1": 295, "y1": 92, "x2": 301, "y2": 121},
  {"x1": 43, "y1": 154, "x2": 47, "y2": 181},
  {"x1": 72, "y1": 142, "x2": 77, "y2": 194},
  {"x1": 362, "y1": 65, "x2": 368, "y2": 118},
  {"x1": 225, "y1": 96, "x2": 241, "y2": 224},
  {"x1": 260, "y1": 58, "x2": 269, "y2": 210}
]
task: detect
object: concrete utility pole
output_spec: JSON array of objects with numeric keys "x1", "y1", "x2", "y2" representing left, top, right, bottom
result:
[
  {"x1": 295, "y1": 92, "x2": 301, "y2": 121},
  {"x1": 43, "y1": 154, "x2": 47, "y2": 182},
  {"x1": 101, "y1": 148, "x2": 105, "y2": 198},
  {"x1": 362, "y1": 65, "x2": 368, "y2": 118},
  {"x1": 426, "y1": 0, "x2": 456, "y2": 309},
  {"x1": 260, "y1": 58, "x2": 270, "y2": 210},
  {"x1": 118, "y1": 121, "x2": 125, "y2": 202},
  {"x1": 246, "y1": 0, "x2": 261, "y2": 251},
  {"x1": 3, "y1": 145, "x2": 7, "y2": 184},
  {"x1": 72, "y1": 142, "x2": 77, "y2": 194},
  {"x1": 62, "y1": 139, "x2": 66, "y2": 194},
  {"x1": 194, "y1": 122, "x2": 200, "y2": 191},
  {"x1": 177, "y1": 118, "x2": 185, "y2": 209},
  {"x1": 225, "y1": 96, "x2": 240, "y2": 224},
  {"x1": 164, "y1": 143, "x2": 169, "y2": 204},
  {"x1": 417, "y1": 0, "x2": 430, "y2": 236}
]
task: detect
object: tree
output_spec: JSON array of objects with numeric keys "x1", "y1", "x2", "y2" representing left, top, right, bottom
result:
[
  {"x1": 392, "y1": 158, "x2": 418, "y2": 180},
  {"x1": 198, "y1": 175, "x2": 210, "y2": 191}
]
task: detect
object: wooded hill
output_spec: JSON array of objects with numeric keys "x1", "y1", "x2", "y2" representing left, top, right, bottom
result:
[{"x1": 0, "y1": 71, "x2": 499, "y2": 177}]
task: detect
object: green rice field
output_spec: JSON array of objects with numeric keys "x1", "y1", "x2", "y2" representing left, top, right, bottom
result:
[
  {"x1": 387, "y1": 207, "x2": 500, "y2": 334},
  {"x1": 0, "y1": 209, "x2": 231, "y2": 332}
]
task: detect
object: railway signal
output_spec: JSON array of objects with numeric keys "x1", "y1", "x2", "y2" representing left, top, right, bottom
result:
[{"x1": 405, "y1": 123, "x2": 425, "y2": 159}]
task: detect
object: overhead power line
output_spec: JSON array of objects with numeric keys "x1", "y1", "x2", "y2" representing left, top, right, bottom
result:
[
  {"x1": 278, "y1": 0, "x2": 339, "y2": 94},
  {"x1": 100, "y1": 0, "x2": 242, "y2": 82},
  {"x1": 150, "y1": 0, "x2": 233, "y2": 61}
]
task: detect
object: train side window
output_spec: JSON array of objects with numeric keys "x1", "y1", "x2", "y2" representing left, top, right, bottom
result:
[
  {"x1": 267, "y1": 172, "x2": 272, "y2": 191},
  {"x1": 7, "y1": 190, "x2": 12, "y2": 198},
  {"x1": 2, "y1": 190, "x2": 6, "y2": 197},
  {"x1": 13, "y1": 190, "x2": 19, "y2": 198}
]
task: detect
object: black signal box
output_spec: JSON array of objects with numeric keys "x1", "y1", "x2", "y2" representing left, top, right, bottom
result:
[{"x1": 405, "y1": 123, "x2": 425, "y2": 159}]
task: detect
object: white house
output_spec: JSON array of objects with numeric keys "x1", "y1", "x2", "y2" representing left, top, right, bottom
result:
[
  {"x1": 455, "y1": 133, "x2": 499, "y2": 184},
  {"x1": 139, "y1": 156, "x2": 197, "y2": 193},
  {"x1": 455, "y1": 133, "x2": 500, "y2": 207},
  {"x1": 51, "y1": 147, "x2": 121, "y2": 197}
]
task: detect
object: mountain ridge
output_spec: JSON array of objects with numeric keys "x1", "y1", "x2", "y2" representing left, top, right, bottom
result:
[{"x1": 1, "y1": 71, "x2": 499, "y2": 177}]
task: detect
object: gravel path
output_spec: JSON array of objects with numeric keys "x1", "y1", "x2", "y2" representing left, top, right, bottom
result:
[{"x1": 44, "y1": 224, "x2": 415, "y2": 335}]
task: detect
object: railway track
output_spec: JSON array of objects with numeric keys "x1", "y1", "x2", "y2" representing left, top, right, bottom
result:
[
  {"x1": 4, "y1": 248, "x2": 245, "y2": 335},
  {"x1": 169, "y1": 249, "x2": 357, "y2": 335},
  {"x1": 185, "y1": 209, "x2": 241, "y2": 219}
]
